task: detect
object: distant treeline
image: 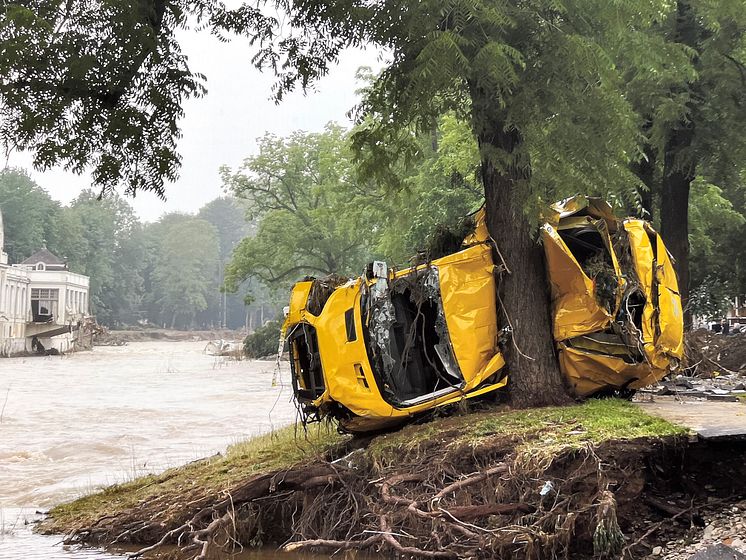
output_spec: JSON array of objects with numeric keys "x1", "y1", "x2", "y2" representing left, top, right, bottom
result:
[
  {"x1": 0, "y1": 168, "x2": 280, "y2": 330},
  {"x1": 0, "y1": 120, "x2": 490, "y2": 331},
  {"x1": 3, "y1": 113, "x2": 743, "y2": 328}
]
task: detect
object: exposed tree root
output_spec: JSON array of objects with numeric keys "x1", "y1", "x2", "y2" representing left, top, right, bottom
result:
[{"x1": 56, "y1": 434, "x2": 735, "y2": 560}]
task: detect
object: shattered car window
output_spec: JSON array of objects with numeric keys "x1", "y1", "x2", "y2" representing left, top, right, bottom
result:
[{"x1": 365, "y1": 266, "x2": 463, "y2": 407}]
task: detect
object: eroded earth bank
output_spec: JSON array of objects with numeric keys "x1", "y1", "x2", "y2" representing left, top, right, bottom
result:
[{"x1": 41, "y1": 400, "x2": 746, "y2": 560}]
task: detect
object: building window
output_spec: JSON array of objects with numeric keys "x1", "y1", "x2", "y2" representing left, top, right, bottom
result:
[
  {"x1": 31, "y1": 288, "x2": 59, "y2": 322},
  {"x1": 36, "y1": 262, "x2": 45, "y2": 271}
]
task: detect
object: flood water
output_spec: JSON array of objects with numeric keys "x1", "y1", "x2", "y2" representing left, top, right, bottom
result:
[{"x1": 0, "y1": 341, "x2": 303, "y2": 559}]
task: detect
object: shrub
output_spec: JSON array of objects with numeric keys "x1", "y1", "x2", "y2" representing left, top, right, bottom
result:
[{"x1": 244, "y1": 319, "x2": 283, "y2": 358}]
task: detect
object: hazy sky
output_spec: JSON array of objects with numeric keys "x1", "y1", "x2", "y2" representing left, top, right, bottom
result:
[{"x1": 7, "y1": 30, "x2": 382, "y2": 222}]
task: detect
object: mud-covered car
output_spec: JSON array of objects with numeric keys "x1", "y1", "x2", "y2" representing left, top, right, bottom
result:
[{"x1": 283, "y1": 197, "x2": 684, "y2": 432}]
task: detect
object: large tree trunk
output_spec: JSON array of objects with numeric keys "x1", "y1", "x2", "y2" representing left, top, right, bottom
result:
[
  {"x1": 477, "y1": 125, "x2": 571, "y2": 408},
  {"x1": 660, "y1": 125, "x2": 695, "y2": 329},
  {"x1": 658, "y1": 1, "x2": 699, "y2": 330}
]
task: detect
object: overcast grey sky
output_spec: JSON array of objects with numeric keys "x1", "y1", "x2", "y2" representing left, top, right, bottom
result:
[{"x1": 7, "y1": 30, "x2": 381, "y2": 222}]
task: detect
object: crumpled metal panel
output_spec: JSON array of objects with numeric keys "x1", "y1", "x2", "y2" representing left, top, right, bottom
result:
[
  {"x1": 437, "y1": 244, "x2": 506, "y2": 381},
  {"x1": 545, "y1": 199, "x2": 683, "y2": 397},
  {"x1": 370, "y1": 294, "x2": 396, "y2": 375},
  {"x1": 312, "y1": 280, "x2": 383, "y2": 419},
  {"x1": 654, "y1": 234, "x2": 685, "y2": 360},
  {"x1": 559, "y1": 346, "x2": 666, "y2": 397},
  {"x1": 623, "y1": 220, "x2": 656, "y2": 349},
  {"x1": 546, "y1": 196, "x2": 618, "y2": 229},
  {"x1": 284, "y1": 242, "x2": 507, "y2": 432},
  {"x1": 541, "y1": 224, "x2": 613, "y2": 341},
  {"x1": 623, "y1": 220, "x2": 684, "y2": 370},
  {"x1": 284, "y1": 281, "x2": 313, "y2": 326}
]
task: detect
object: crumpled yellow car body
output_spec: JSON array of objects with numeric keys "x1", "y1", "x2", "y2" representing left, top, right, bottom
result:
[
  {"x1": 283, "y1": 197, "x2": 683, "y2": 432},
  {"x1": 541, "y1": 197, "x2": 684, "y2": 397},
  {"x1": 283, "y1": 242, "x2": 508, "y2": 433}
]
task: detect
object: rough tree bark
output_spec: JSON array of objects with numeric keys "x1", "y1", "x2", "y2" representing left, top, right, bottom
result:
[
  {"x1": 476, "y1": 119, "x2": 570, "y2": 407},
  {"x1": 660, "y1": 123, "x2": 695, "y2": 329},
  {"x1": 659, "y1": 0, "x2": 699, "y2": 330}
]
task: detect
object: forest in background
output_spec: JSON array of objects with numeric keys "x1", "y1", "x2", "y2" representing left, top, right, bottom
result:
[
  {"x1": 0, "y1": 114, "x2": 486, "y2": 330},
  {"x1": 0, "y1": 168, "x2": 270, "y2": 329},
  {"x1": 2, "y1": 111, "x2": 743, "y2": 332}
]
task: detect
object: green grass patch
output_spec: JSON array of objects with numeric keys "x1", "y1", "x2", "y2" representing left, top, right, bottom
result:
[
  {"x1": 473, "y1": 398, "x2": 687, "y2": 442},
  {"x1": 368, "y1": 399, "x2": 688, "y2": 468},
  {"x1": 44, "y1": 399, "x2": 687, "y2": 534}
]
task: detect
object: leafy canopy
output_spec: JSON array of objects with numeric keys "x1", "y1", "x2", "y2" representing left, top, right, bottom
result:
[
  {"x1": 272, "y1": 1, "x2": 677, "y2": 222},
  {"x1": 55, "y1": 190, "x2": 143, "y2": 323},
  {"x1": 151, "y1": 217, "x2": 220, "y2": 326},
  {"x1": 222, "y1": 123, "x2": 375, "y2": 289},
  {"x1": 2, "y1": 0, "x2": 679, "y2": 218},
  {"x1": 0, "y1": 168, "x2": 60, "y2": 262},
  {"x1": 0, "y1": 0, "x2": 348, "y2": 195},
  {"x1": 222, "y1": 115, "x2": 490, "y2": 298},
  {"x1": 367, "y1": 113, "x2": 483, "y2": 263},
  {"x1": 621, "y1": 0, "x2": 746, "y2": 206},
  {"x1": 619, "y1": 1, "x2": 746, "y2": 312},
  {"x1": 688, "y1": 179, "x2": 746, "y2": 317}
]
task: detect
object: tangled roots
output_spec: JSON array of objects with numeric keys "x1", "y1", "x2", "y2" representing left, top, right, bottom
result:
[{"x1": 63, "y1": 439, "x2": 650, "y2": 560}]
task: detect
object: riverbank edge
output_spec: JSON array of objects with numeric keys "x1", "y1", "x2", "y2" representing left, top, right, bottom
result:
[
  {"x1": 94, "y1": 328, "x2": 246, "y2": 346},
  {"x1": 41, "y1": 399, "x2": 722, "y2": 559}
]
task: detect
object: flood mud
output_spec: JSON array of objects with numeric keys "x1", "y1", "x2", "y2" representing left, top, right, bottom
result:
[{"x1": 0, "y1": 340, "x2": 297, "y2": 559}]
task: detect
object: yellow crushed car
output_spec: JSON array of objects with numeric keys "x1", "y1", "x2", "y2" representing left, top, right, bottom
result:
[
  {"x1": 282, "y1": 197, "x2": 683, "y2": 432},
  {"x1": 541, "y1": 197, "x2": 684, "y2": 397},
  {"x1": 283, "y1": 241, "x2": 508, "y2": 433}
]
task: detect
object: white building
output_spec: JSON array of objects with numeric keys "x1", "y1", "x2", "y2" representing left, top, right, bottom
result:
[
  {"x1": 0, "y1": 216, "x2": 31, "y2": 355},
  {"x1": 0, "y1": 210, "x2": 91, "y2": 356}
]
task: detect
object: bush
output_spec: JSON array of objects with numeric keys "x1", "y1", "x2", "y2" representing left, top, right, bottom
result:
[{"x1": 243, "y1": 319, "x2": 282, "y2": 358}]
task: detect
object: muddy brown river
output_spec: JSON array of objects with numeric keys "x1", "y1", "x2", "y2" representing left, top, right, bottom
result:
[{"x1": 0, "y1": 341, "x2": 306, "y2": 559}]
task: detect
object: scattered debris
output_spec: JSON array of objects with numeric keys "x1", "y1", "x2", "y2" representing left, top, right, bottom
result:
[
  {"x1": 94, "y1": 328, "x2": 244, "y2": 346},
  {"x1": 204, "y1": 339, "x2": 242, "y2": 357},
  {"x1": 645, "y1": 501, "x2": 746, "y2": 559},
  {"x1": 685, "y1": 330, "x2": 746, "y2": 377},
  {"x1": 421, "y1": 215, "x2": 476, "y2": 261},
  {"x1": 306, "y1": 274, "x2": 350, "y2": 316},
  {"x1": 640, "y1": 373, "x2": 746, "y2": 401}
]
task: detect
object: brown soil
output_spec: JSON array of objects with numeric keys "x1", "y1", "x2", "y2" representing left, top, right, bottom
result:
[
  {"x1": 44, "y1": 429, "x2": 746, "y2": 560},
  {"x1": 685, "y1": 329, "x2": 746, "y2": 376}
]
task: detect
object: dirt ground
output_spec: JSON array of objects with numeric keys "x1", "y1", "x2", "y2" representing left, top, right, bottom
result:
[
  {"x1": 647, "y1": 499, "x2": 746, "y2": 559},
  {"x1": 41, "y1": 401, "x2": 746, "y2": 560}
]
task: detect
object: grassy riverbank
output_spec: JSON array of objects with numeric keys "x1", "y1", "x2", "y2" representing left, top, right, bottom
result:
[
  {"x1": 44, "y1": 399, "x2": 691, "y2": 558},
  {"x1": 43, "y1": 422, "x2": 344, "y2": 533}
]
